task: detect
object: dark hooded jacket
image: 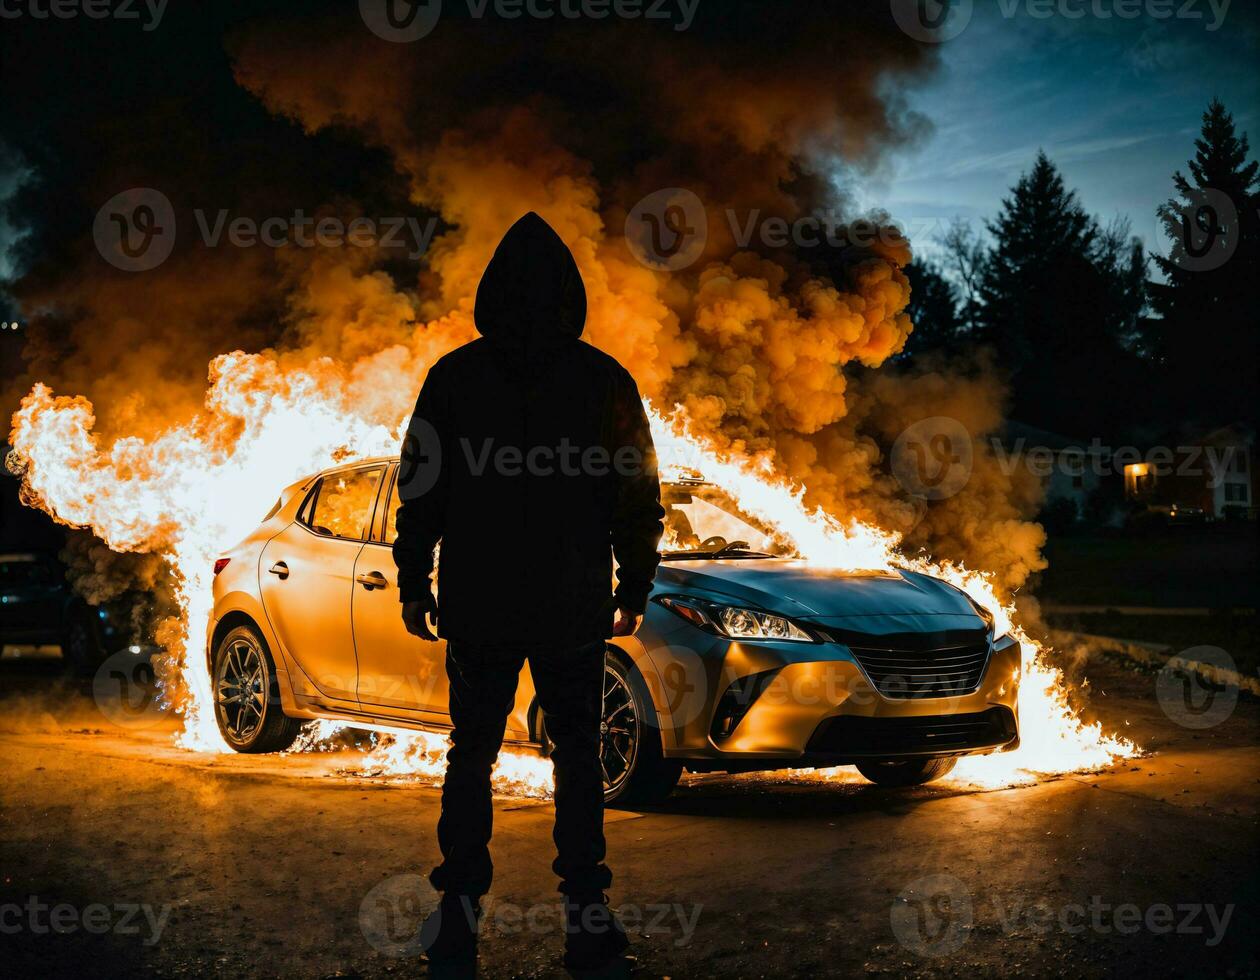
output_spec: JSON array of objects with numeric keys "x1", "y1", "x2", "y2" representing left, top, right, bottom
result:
[{"x1": 393, "y1": 212, "x2": 665, "y2": 646}]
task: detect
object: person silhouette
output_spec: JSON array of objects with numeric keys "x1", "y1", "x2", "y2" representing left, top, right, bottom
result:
[{"x1": 393, "y1": 211, "x2": 664, "y2": 975}]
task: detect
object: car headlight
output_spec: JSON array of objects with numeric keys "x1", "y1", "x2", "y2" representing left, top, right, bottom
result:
[
  {"x1": 654, "y1": 595, "x2": 817, "y2": 642},
  {"x1": 963, "y1": 595, "x2": 995, "y2": 636}
]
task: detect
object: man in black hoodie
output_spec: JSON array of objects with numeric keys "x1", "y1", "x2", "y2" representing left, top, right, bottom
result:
[{"x1": 393, "y1": 212, "x2": 664, "y2": 972}]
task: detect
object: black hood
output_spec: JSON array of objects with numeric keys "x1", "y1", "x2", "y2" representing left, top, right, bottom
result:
[{"x1": 473, "y1": 212, "x2": 587, "y2": 357}]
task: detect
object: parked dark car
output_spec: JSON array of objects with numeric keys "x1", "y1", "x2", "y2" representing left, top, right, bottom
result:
[{"x1": 0, "y1": 551, "x2": 125, "y2": 671}]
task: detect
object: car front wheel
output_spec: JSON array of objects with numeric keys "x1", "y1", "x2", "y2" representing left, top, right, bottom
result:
[
  {"x1": 541, "y1": 650, "x2": 682, "y2": 807},
  {"x1": 600, "y1": 651, "x2": 682, "y2": 806},
  {"x1": 856, "y1": 755, "x2": 957, "y2": 787},
  {"x1": 212, "y1": 624, "x2": 302, "y2": 753}
]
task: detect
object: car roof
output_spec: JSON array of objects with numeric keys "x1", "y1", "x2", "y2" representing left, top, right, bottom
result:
[{"x1": 315, "y1": 456, "x2": 705, "y2": 491}]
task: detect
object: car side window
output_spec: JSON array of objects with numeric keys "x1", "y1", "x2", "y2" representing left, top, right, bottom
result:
[
  {"x1": 384, "y1": 471, "x2": 400, "y2": 544},
  {"x1": 302, "y1": 467, "x2": 384, "y2": 541}
]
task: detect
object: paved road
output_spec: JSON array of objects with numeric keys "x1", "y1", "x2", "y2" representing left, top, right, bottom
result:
[{"x1": 2, "y1": 654, "x2": 1257, "y2": 978}]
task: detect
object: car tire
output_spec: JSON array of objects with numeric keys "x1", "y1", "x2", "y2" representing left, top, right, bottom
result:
[
  {"x1": 539, "y1": 649, "x2": 682, "y2": 807},
  {"x1": 212, "y1": 624, "x2": 302, "y2": 753},
  {"x1": 602, "y1": 650, "x2": 682, "y2": 807},
  {"x1": 856, "y1": 755, "x2": 957, "y2": 787}
]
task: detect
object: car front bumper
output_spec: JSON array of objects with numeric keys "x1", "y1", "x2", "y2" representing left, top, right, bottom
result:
[{"x1": 641, "y1": 623, "x2": 1021, "y2": 767}]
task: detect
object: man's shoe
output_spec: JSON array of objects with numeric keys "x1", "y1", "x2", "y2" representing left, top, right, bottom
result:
[
  {"x1": 562, "y1": 893, "x2": 631, "y2": 976},
  {"x1": 422, "y1": 893, "x2": 482, "y2": 974}
]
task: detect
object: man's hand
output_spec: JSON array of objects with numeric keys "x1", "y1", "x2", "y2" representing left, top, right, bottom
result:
[
  {"x1": 402, "y1": 597, "x2": 438, "y2": 641},
  {"x1": 612, "y1": 608, "x2": 642, "y2": 636}
]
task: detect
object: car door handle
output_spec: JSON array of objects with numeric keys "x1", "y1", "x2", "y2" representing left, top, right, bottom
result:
[
  {"x1": 356, "y1": 571, "x2": 388, "y2": 590},
  {"x1": 268, "y1": 561, "x2": 289, "y2": 579}
]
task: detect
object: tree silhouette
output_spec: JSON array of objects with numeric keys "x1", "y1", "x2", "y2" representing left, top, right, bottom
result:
[
  {"x1": 900, "y1": 258, "x2": 964, "y2": 359},
  {"x1": 1150, "y1": 99, "x2": 1259, "y2": 425},
  {"x1": 976, "y1": 151, "x2": 1147, "y2": 435},
  {"x1": 938, "y1": 217, "x2": 986, "y2": 332}
]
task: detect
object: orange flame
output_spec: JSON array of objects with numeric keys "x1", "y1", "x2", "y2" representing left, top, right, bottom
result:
[{"x1": 8, "y1": 353, "x2": 1134, "y2": 795}]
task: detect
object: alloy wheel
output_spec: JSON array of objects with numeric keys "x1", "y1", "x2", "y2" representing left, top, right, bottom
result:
[
  {"x1": 600, "y1": 662, "x2": 639, "y2": 795},
  {"x1": 215, "y1": 635, "x2": 268, "y2": 743}
]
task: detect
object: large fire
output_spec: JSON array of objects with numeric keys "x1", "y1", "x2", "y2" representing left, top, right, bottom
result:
[
  {"x1": 2, "y1": 3, "x2": 1139, "y2": 805},
  {"x1": 7, "y1": 356, "x2": 1134, "y2": 797}
]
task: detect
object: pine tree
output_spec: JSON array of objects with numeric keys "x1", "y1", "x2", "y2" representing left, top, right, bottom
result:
[
  {"x1": 900, "y1": 259, "x2": 963, "y2": 359},
  {"x1": 1150, "y1": 99, "x2": 1259, "y2": 425},
  {"x1": 976, "y1": 152, "x2": 1142, "y2": 434}
]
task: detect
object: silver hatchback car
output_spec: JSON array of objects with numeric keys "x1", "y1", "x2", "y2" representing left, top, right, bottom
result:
[{"x1": 210, "y1": 457, "x2": 1020, "y2": 803}]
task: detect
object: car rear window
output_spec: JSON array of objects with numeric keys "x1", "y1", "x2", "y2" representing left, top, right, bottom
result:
[{"x1": 299, "y1": 467, "x2": 384, "y2": 541}]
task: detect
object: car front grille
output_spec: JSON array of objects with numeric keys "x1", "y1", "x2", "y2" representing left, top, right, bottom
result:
[
  {"x1": 822, "y1": 627, "x2": 991, "y2": 699},
  {"x1": 806, "y1": 707, "x2": 1017, "y2": 758}
]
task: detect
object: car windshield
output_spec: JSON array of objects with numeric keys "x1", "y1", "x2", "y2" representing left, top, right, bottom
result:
[{"x1": 660, "y1": 483, "x2": 794, "y2": 560}]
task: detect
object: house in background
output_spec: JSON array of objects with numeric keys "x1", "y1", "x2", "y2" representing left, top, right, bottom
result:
[{"x1": 1122, "y1": 424, "x2": 1256, "y2": 521}]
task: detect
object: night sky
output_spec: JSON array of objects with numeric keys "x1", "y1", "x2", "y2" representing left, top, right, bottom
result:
[
  {"x1": 876, "y1": 3, "x2": 1258, "y2": 260},
  {"x1": 2, "y1": 3, "x2": 1257, "y2": 288}
]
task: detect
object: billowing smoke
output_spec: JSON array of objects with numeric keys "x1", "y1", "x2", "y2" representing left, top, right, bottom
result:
[{"x1": 6, "y1": 2, "x2": 1045, "y2": 644}]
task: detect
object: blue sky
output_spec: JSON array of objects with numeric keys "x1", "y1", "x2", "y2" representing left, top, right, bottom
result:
[{"x1": 862, "y1": 2, "x2": 1259, "y2": 264}]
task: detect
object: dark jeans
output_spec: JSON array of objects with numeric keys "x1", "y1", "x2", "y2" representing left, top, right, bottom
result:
[{"x1": 429, "y1": 638, "x2": 612, "y2": 898}]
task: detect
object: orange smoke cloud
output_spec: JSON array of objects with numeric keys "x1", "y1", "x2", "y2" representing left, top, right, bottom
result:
[{"x1": 10, "y1": 6, "x2": 1043, "y2": 650}]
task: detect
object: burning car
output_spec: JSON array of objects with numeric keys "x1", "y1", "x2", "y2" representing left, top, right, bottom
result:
[{"x1": 209, "y1": 459, "x2": 1021, "y2": 804}]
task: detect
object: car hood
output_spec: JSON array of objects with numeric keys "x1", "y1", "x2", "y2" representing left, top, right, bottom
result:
[{"x1": 653, "y1": 558, "x2": 986, "y2": 633}]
